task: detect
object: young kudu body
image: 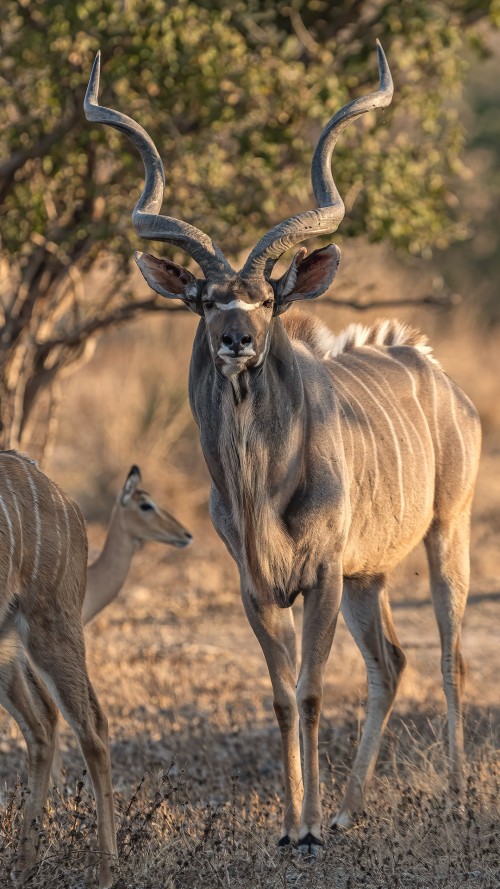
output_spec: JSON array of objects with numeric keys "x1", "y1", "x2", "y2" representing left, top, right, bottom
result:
[
  {"x1": 0, "y1": 451, "x2": 116, "y2": 887},
  {"x1": 85, "y1": 45, "x2": 481, "y2": 851}
]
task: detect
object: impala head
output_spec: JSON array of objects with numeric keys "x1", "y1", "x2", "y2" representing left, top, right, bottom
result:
[
  {"x1": 84, "y1": 43, "x2": 393, "y2": 378},
  {"x1": 118, "y1": 465, "x2": 193, "y2": 548}
]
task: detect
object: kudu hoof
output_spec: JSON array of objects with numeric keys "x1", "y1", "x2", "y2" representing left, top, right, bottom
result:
[
  {"x1": 278, "y1": 834, "x2": 293, "y2": 847},
  {"x1": 330, "y1": 809, "x2": 355, "y2": 831},
  {"x1": 297, "y1": 832, "x2": 324, "y2": 859}
]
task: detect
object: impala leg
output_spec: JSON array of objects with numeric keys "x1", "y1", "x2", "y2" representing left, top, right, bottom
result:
[
  {"x1": 0, "y1": 648, "x2": 57, "y2": 882},
  {"x1": 425, "y1": 515, "x2": 470, "y2": 795},
  {"x1": 22, "y1": 614, "x2": 117, "y2": 889},
  {"x1": 50, "y1": 725, "x2": 64, "y2": 787},
  {"x1": 297, "y1": 568, "x2": 342, "y2": 851},
  {"x1": 333, "y1": 576, "x2": 406, "y2": 829},
  {"x1": 242, "y1": 588, "x2": 302, "y2": 843}
]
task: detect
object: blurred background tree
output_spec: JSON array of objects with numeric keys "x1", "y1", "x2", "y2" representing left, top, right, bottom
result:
[{"x1": 0, "y1": 0, "x2": 498, "y2": 453}]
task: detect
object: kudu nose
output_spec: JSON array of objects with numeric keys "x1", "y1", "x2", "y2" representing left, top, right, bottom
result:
[{"x1": 221, "y1": 332, "x2": 253, "y2": 354}]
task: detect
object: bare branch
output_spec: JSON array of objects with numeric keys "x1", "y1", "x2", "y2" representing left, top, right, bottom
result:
[
  {"x1": 37, "y1": 297, "x2": 186, "y2": 356},
  {"x1": 322, "y1": 290, "x2": 462, "y2": 312},
  {"x1": 283, "y1": 7, "x2": 320, "y2": 57}
]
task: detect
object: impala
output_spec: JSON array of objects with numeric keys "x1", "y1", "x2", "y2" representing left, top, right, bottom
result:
[
  {"x1": 85, "y1": 44, "x2": 481, "y2": 852},
  {"x1": 0, "y1": 450, "x2": 116, "y2": 887},
  {"x1": 50, "y1": 464, "x2": 192, "y2": 782},
  {"x1": 82, "y1": 464, "x2": 192, "y2": 625}
]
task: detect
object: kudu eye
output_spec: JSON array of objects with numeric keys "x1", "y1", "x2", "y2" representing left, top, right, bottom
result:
[
  {"x1": 204, "y1": 301, "x2": 215, "y2": 311},
  {"x1": 263, "y1": 299, "x2": 274, "y2": 309},
  {"x1": 139, "y1": 502, "x2": 154, "y2": 512}
]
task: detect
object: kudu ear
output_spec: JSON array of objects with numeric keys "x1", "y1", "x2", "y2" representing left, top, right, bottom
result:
[
  {"x1": 135, "y1": 252, "x2": 203, "y2": 315},
  {"x1": 121, "y1": 465, "x2": 141, "y2": 505},
  {"x1": 273, "y1": 244, "x2": 341, "y2": 313}
]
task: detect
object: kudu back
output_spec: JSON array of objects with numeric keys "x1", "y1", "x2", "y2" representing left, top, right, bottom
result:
[{"x1": 85, "y1": 44, "x2": 481, "y2": 853}]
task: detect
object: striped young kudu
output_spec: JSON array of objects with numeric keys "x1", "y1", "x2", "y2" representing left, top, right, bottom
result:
[
  {"x1": 85, "y1": 44, "x2": 481, "y2": 852},
  {"x1": 0, "y1": 451, "x2": 116, "y2": 888}
]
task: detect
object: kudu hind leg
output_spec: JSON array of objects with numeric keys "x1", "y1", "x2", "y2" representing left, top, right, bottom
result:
[
  {"x1": 22, "y1": 614, "x2": 117, "y2": 888},
  {"x1": 425, "y1": 516, "x2": 470, "y2": 794},
  {"x1": 0, "y1": 650, "x2": 58, "y2": 881},
  {"x1": 333, "y1": 576, "x2": 406, "y2": 829}
]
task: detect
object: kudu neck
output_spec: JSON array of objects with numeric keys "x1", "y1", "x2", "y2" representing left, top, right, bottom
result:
[{"x1": 189, "y1": 316, "x2": 305, "y2": 499}]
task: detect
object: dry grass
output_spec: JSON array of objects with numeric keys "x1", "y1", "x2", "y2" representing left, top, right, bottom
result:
[{"x1": 1, "y1": 283, "x2": 499, "y2": 887}]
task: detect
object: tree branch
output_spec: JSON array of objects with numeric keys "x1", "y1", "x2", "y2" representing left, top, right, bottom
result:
[
  {"x1": 0, "y1": 106, "x2": 81, "y2": 186},
  {"x1": 36, "y1": 297, "x2": 187, "y2": 357},
  {"x1": 321, "y1": 290, "x2": 461, "y2": 311},
  {"x1": 35, "y1": 286, "x2": 460, "y2": 365}
]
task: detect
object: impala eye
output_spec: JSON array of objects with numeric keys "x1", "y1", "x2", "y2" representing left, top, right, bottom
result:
[
  {"x1": 139, "y1": 502, "x2": 154, "y2": 512},
  {"x1": 263, "y1": 299, "x2": 274, "y2": 309}
]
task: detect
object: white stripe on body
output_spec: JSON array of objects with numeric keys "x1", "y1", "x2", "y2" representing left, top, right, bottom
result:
[
  {"x1": 334, "y1": 374, "x2": 378, "y2": 503},
  {"x1": 362, "y1": 350, "x2": 432, "y2": 480},
  {"x1": 381, "y1": 351, "x2": 437, "y2": 483},
  {"x1": 336, "y1": 387, "x2": 359, "y2": 491},
  {"x1": 429, "y1": 369, "x2": 442, "y2": 467},
  {"x1": 19, "y1": 461, "x2": 42, "y2": 584},
  {"x1": 49, "y1": 486, "x2": 63, "y2": 585},
  {"x1": 336, "y1": 361, "x2": 405, "y2": 525},
  {"x1": 3, "y1": 472, "x2": 23, "y2": 568},
  {"x1": 56, "y1": 488, "x2": 71, "y2": 584},
  {"x1": 0, "y1": 493, "x2": 15, "y2": 585}
]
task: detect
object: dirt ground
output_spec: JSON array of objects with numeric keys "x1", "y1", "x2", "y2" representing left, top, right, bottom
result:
[{"x1": 0, "y1": 299, "x2": 499, "y2": 887}]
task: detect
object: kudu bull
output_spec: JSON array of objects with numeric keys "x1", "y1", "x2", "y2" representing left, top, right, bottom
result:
[{"x1": 85, "y1": 44, "x2": 481, "y2": 851}]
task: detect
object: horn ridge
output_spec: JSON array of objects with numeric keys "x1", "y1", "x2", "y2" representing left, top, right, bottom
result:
[
  {"x1": 84, "y1": 52, "x2": 233, "y2": 278},
  {"x1": 240, "y1": 42, "x2": 393, "y2": 280}
]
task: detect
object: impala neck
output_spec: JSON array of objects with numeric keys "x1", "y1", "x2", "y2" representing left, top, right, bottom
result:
[{"x1": 82, "y1": 503, "x2": 138, "y2": 624}]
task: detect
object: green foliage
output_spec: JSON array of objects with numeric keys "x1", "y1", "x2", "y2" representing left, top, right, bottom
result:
[
  {"x1": 1, "y1": 0, "x2": 496, "y2": 267},
  {"x1": 433, "y1": 31, "x2": 500, "y2": 322}
]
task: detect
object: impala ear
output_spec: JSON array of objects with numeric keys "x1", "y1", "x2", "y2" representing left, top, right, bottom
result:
[
  {"x1": 273, "y1": 244, "x2": 341, "y2": 314},
  {"x1": 135, "y1": 252, "x2": 204, "y2": 315},
  {"x1": 121, "y1": 465, "x2": 141, "y2": 505}
]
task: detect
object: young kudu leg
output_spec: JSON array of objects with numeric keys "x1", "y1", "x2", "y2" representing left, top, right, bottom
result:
[
  {"x1": 242, "y1": 588, "x2": 302, "y2": 843},
  {"x1": 333, "y1": 576, "x2": 406, "y2": 828},
  {"x1": 0, "y1": 647, "x2": 58, "y2": 882},
  {"x1": 20, "y1": 610, "x2": 117, "y2": 889},
  {"x1": 425, "y1": 515, "x2": 470, "y2": 794},
  {"x1": 296, "y1": 568, "x2": 342, "y2": 851}
]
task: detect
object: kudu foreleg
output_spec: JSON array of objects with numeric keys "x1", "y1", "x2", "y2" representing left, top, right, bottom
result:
[
  {"x1": 242, "y1": 590, "x2": 302, "y2": 843},
  {"x1": 297, "y1": 569, "x2": 342, "y2": 851}
]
